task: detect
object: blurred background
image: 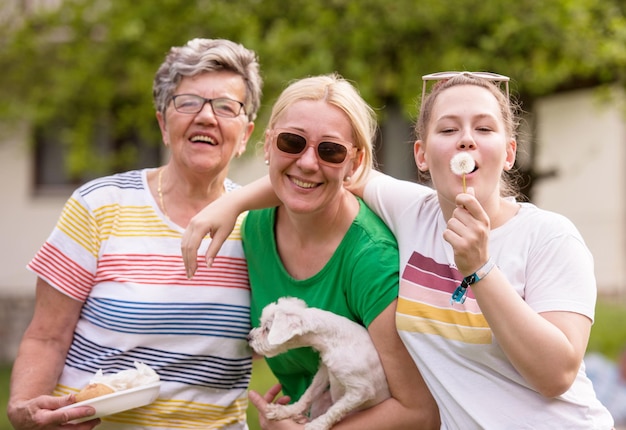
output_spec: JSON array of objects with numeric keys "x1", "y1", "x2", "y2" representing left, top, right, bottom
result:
[{"x1": 1, "y1": 0, "x2": 626, "y2": 426}]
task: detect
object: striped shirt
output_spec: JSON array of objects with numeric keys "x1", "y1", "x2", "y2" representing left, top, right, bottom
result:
[
  {"x1": 364, "y1": 174, "x2": 613, "y2": 429},
  {"x1": 28, "y1": 169, "x2": 251, "y2": 429}
]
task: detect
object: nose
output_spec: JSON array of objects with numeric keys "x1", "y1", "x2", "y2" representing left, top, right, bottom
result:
[
  {"x1": 194, "y1": 102, "x2": 218, "y2": 123},
  {"x1": 458, "y1": 130, "x2": 476, "y2": 150},
  {"x1": 296, "y1": 145, "x2": 320, "y2": 169}
]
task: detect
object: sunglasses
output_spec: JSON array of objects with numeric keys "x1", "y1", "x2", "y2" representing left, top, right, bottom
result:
[
  {"x1": 421, "y1": 71, "x2": 510, "y2": 106},
  {"x1": 272, "y1": 129, "x2": 356, "y2": 165}
]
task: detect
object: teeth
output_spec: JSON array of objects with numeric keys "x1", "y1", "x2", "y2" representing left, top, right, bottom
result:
[
  {"x1": 190, "y1": 135, "x2": 216, "y2": 144},
  {"x1": 291, "y1": 177, "x2": 317, "y2": 189}
]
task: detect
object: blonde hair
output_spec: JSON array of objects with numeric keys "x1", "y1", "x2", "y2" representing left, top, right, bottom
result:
[{"x1": 267, "y1": 73, "x2": 377, "y2": 187}]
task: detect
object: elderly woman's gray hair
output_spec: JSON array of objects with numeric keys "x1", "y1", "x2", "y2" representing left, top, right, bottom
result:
[{"x1": 153, "y1": 38, "x2": 262, "y2": 122}]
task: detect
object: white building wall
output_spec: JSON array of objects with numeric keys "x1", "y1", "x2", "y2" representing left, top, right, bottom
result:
[
  {"x1": 533, "y1": 88, "x2": 626, "y2": 295},
  {"x1": 0, "y1": 126, "x2": 267, "y2": 297},
  {"x1": 0, "y1": 124, "x2": 65, "y2": 296}
]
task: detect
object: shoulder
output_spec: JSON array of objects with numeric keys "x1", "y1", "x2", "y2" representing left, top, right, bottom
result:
[
  {"x1": 242, "y1": 207, "x2": 274, "y2": 236},
  {"x1": 366, "y1": 174, "x2": 434, "y2": 201},
  {"x1": 363, "y1": 174, "x2": 437, "y2": 231},
  {"x1": 515, "y1": 202, "x2": 586, "y2": 241},
  {"x1": 354, "y1": 198, "x2": 397, "y2": 244},
  {"x1": 77, "y1": 169, "x2": 146, "y2": 198}
]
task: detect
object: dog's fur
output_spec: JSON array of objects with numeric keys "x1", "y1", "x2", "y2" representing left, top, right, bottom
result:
[{"x1": 248, "y1": 297, "x2": 390, "y2": 430}]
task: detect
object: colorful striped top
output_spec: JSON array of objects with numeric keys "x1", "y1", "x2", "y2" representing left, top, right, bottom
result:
[
  {"x1": 364, "y1": 174, "x2": 613, "y2": 429},
  {"x1": 28, "y1": 169, "x2": 251, "y2": 430}
]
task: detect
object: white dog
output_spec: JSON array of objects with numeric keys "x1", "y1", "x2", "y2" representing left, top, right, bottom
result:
[{"x1": 248, "y1": 297, "x2": 390, "y2": 430}]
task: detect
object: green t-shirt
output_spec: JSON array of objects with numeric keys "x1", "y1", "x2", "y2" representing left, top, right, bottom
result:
[{"x1": 242, "y1": 198, "x2": 399, "y2": 401}]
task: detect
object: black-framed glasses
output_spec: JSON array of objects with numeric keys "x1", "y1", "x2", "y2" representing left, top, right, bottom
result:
[
  {"x1": 172, "y1": 94, "x2": 245, "y2": 118},
  {"x1": 421, "y1": 71, "x2": 510, "y2": 106},
  {"x1": 272, "y1": 129, "x2": 357, "y2": 166}
]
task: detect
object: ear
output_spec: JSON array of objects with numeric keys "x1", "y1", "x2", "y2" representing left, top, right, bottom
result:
[
  {"x1": 414, "y1": 139, "x2": 428, "y2": 172},
  {"x1": 156, "y1": 111, "x2": 169, "y2": 146},
  {"x1": 267, "y1": 310, "x2": 303, "y2": 345},
  {"x1": 348, "y1": 149, "x2": 364, "y2": 178},
  {"x1": 235, "y1": 121, "x2": 255, "y2": 158},
  {"x1": 504, "y1": 138, "x2": 517, "y2": 171}
]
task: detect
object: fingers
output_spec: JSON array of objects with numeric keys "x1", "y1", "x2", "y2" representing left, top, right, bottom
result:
[
  {"x1": 264, "y1": 383, "x2": 284, "y2": 402},
  {"x1": 181, "y1": 224, "x2": 204, "y2": 278},
  {"x1": 248, "y1": 383, "x2": 287, "y2": 412},
  {"x1": 249, "y1": 389, "x2": 268, "y2": 413},
  {"x1": 203, "y1": 229, "x2": 231, "y2": 270},
  {"x1": 10, "y1": 395, "x2": 98, "y2": 429},
  {"x1": 51, "y1": 395, "x2": 98, "y2": 426}
]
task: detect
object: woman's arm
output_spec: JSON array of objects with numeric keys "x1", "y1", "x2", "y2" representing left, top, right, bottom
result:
[
  {"x1": 332, "y1": 300, "x2": 440, "y2": 429},
  {"x1": 446, "y1": 192, "x2": 592, "y2": 397},
  {"x1": 472, "y1": 267, "x2": 591, "y2": 397},
  {"x1": 246, "y1": 301, "x2": 440, "y2": 430},
  {"x1": 8, "y1": 278, "x2": 98, "y2": 428},
  {"x1": 182, "y1": 175, "x2": 279, "y2": 277}
]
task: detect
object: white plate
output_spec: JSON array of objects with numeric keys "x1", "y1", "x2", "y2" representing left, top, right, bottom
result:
[{"x1": 59, "y1": 382, "x2": 161, "y2": 424}]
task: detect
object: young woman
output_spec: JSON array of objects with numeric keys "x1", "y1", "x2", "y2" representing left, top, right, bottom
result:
[
  {"x1": 360, "y1": 71, "x2": 613, "y2": 429},
  {"x1": 184, "y1": 73, "x2": 439, "y2": 429}
]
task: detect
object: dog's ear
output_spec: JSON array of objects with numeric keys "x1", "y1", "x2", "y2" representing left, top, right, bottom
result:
[{"x1": 268, "y1": 310, "x2": 303, "y2": 345}]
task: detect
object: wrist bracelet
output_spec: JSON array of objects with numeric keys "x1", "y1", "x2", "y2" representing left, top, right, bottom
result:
[{"x1": 450, "y1": 257, "x2": 496, "y2": 305}]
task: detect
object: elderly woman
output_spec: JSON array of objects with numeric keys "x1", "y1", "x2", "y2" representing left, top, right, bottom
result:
[{"x1": 8, "y1": 38, "x2": 262, "y2": 429}]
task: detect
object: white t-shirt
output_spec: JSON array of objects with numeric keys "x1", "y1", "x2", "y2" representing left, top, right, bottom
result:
[{"x1": 364, "y1": 174, "x2": 614, "y2": 429}]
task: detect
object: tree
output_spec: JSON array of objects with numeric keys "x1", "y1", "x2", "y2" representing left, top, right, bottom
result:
[{"x1": 1, "y1": 0, "x2": 625, "y2": 194}]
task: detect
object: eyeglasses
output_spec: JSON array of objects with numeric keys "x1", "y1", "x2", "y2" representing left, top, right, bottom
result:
[
  {"x1": 421, "y1": 71, "x2": 510, "y2": 106},
  {"x1": 272, "y1": 129, "x2": 357, "y2": 166},
  {"x1": 172, "y1": 94, "x2": 245, "y2": 118}
]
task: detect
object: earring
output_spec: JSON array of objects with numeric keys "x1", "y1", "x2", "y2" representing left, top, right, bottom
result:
[
  {"x1": 344, "y1": 176, "x2": 351, "y2": 182},
  {"x1": 264, "y1": 159, "x2": 269, "y2": 165}
]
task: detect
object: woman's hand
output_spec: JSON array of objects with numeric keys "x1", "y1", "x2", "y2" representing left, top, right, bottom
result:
[
  {"x1": 249, "y1": 384, "x2": 303, "y2": 430},
  {"x1": 443, "y1": 187, "x2": 491, "y2": 275},
  {"x1": 182, "y1": 175, "x2": 280, "y2": 278},
  {"x1": 182, "y1": 197, "x2": 241, "y2": 277},
  {"x1": 8, "y1": 394, "x2": 99, "y2": 429},
  {"x1": 9, "y1": 280, "x2": 95, "y2": 429}
]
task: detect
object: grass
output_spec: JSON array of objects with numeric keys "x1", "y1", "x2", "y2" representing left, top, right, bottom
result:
[
  {"x1": 587, "y1": 299, "x2": 626, "y2": 360},
  {"x1": 247, "y1": 358, "x2": 279, "y2": 430},
  {"x1": 1, "y1": 364, "x2": 10, "y2": 429},
  {"x1": 2, "y1": 299, "x2": 624, "y2": 430}
]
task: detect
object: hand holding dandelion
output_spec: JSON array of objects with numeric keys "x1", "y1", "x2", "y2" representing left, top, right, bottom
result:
[{"x1": 450, "y1": 153, "x2": 475, "y2": 193}]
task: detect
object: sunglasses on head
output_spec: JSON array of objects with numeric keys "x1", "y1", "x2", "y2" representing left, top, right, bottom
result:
[
  {"x1": 421, "y1": 71, "x2": 510, "y2": 106},
  {"x1": 272, "y1": 129, "x2": 356, "y2": 165}
]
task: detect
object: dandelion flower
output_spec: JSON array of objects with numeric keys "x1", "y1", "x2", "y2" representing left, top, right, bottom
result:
[{"x1": 450, "y1": 153, "x2": 475, "y2": 192}]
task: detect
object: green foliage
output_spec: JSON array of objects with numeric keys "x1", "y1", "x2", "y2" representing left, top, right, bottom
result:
[
  {"x1": 1, "y1": 0, "x2": 626, "y2": 175},
  {"x1": 588, "y1": 299, "x2": 626, "y2": 361}
]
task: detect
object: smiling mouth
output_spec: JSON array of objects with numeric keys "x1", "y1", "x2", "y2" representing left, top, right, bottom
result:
[
  {"x1": 290, "y1": 176, "x2": 319, "y2": 189},
  {"x1": 190, "y1": 135, "x2": 217, "y2": 145}
]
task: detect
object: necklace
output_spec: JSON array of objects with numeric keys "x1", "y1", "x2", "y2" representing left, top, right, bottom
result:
[{"x1": 157, "y1": 167, "x2": 169, "y2": 220}]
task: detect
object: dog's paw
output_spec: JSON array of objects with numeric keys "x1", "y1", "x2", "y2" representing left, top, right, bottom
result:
[{"x1": 265, "y1": 403, "x2": 299, "y2": 421}]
